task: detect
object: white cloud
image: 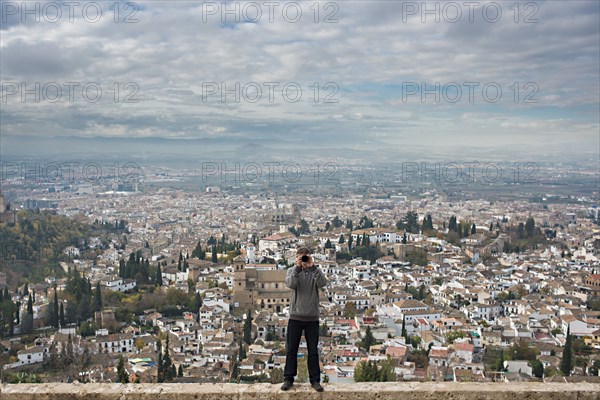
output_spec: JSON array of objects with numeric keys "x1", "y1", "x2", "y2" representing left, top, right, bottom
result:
[{"x1": 0, "y1": 0, "x2": 598, "y2": 155}]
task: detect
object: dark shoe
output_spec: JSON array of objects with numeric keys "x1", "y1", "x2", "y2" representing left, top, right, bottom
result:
[
  {"x1": 281, "y1": 380, "x2": 293, "y2": 391},
  {"x1": 311, "y1": 382, "x2": 324, "y2": 392}
]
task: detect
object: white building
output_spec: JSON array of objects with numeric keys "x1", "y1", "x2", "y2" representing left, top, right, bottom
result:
[
  {"x1": 102, "y1": 277, "x2": 136, "y2": 292},
  {"x1": 14, "y1": 346, "x2": 47, "y2": 367},
  {"x1": 95, "y1": 332, "x2": 134, "y2": 354}
]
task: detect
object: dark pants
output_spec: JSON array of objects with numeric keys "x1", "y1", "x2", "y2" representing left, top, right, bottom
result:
[{"x1": 283, "y1": 319, "x2": 320, "y2": 384}]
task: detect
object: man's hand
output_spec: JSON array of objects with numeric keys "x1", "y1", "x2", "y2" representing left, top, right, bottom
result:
[{"x1": 296, "y1": 254, "x2": 314, "y2": 269}]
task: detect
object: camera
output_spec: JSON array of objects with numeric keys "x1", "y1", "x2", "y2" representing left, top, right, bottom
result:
[{"x1": 301, "y1": 255, "x2": 309, "y2": 262}]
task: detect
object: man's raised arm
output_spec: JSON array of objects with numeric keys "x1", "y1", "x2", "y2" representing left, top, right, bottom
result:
[{"x1": 312, "y1": 266, "x2": 328, "y2": 288}]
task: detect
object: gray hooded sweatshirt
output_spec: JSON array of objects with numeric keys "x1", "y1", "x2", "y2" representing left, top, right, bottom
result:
[{"x1": 285, "y1": 265, "x2": 328, "y2": 321}]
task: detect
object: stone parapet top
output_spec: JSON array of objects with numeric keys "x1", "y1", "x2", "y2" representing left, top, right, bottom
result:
[{"x1": 1, "y1": 382, "x2": 599, "y2": 400}]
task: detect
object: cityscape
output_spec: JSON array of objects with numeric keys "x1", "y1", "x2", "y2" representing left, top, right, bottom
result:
[
  {"x1": 0, "y1": 156, "x2": 598, "y2": 384},
  {"x1": 0, "y1": 0, "x2": 599, "y2": 390}
]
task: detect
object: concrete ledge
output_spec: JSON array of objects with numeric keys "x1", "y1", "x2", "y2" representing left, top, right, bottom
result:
[{"x1": 1, "y1": 383, "x2": 599, "y2": 400}]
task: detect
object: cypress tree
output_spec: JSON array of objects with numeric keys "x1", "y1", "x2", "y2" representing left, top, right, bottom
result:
[
  {"x1": 161, "y1": 335, "x2": 176, "y2": 382},
  {"x1": 59, "y1": 303, "x2": 65, "y2": 327},
  {"x1": 361, "y1": 326, "x2": 376, "y2": 352},
  {"x1": 194, "y1": 292, "x2": 202, "y2": 311},
  {"x1": 156, "y1": 265, "x2": 163, "y2": 286},
  {"x1": 27, "y1": 294, "x2": 33, "y2": 314},
  {"x1": 239, "y1": 340, "x2": 246, "y2": 361},
  {"x1": 211, "y1": 245, "x2": 218, "y2": 263},
  {"x1": 496, "y1": 349, "x2": 505, "y2": 371},
  {"x1": 418, "y1": 284, "x2": 425, "y2": 300},
  {"x1": 94, "y1": 282, "x2": 102, "y2": 312},
  {"x1": 560, "y1": 326, "x2": 573, "y2": 376},
  {"x1": 243, "y1": 309, "x2": 253, "y2": 345},
  {"x1": 53, "y1": 289, "x2": 59, "y2": 322},
  {"x1": 156, "y1": 338, "x2": 163, "y2": 383},
  {"x1": 117, "y1": 355, "x2": 130, "y2": 384}
]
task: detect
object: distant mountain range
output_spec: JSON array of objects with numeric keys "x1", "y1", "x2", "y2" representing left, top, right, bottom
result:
[{"x1": 1, "y1": 135, "x2": 597, "y2": 166}]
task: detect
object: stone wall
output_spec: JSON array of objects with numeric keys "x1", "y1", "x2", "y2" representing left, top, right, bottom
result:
[{"x1": 1, "y1": 382, "x2": 599, "y2": 400}]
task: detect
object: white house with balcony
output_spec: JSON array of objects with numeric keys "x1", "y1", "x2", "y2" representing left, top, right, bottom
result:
[{"x1": 95, "y1": 331, "x2": 134, "y2": 354}]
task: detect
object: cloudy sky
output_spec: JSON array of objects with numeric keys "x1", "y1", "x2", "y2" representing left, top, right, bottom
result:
[{"x1": 1, "y1": 0, "x2": 598, "y2": 158}]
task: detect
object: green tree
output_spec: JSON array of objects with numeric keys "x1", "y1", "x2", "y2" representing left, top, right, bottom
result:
[
  {"x1": 360, "y1": 326, "x2": 376, "y2": 352},
  {"x1": 344, "y1": 302, "x2": 357, "y2": 319},
  {"x1": 508, "y1": 340, "x2": 537, "y2": 361},
  {"x1": 93, "y1": 282, "x2": 102, "y2": 312},
  {"x1": 194, "y1": 292, "x2": 202, "y2": 311},
  {"x1": 160, "y1": 335, "x2": 176, "y2": 382},
  {"x1": 191, "y1": 241, "x2": 203, "y2": 259},
  {"x1": 319, "y1": 323, "x2": 329, "y2": 337},
  {"x1": 156, "y1": 338, "x2": 163, "y2": 383},
  {"x1": 117, "y1": 355, "x2": 129, "y2": 384},
  {"x1": 238, "y1": 340, "x2": 246, "y2": 361},
  {"x1": 156, "y1": 264, "x2": 163, "y2": 287},
  {"x1": 421, "y1": 214, "x2": 433, "y2": 232},
  {"x1": 448, "y1": 216, "x2": 458, "y2": 232},
  {"x1": 560, "y1": 327, "x2": 573, "y2": 376},
  {"x1": 446, "y1": 330, "x2": 466, "y2": 344},
  {"x1": 495, "y1": 349, "x2": 505, "y2": 371},
  {"x1": 354, "y1": 357, "x2": 396, "y2": 382},
  {"x1": 378, "y1": 356, "x2": 396, "y2": 381},
  {"x1": 27, "y1": 294, "x2": 33, "y2": 314},
  {"x1": 418, "y1": 284, "x2": 426, "y2": 300},
  {"x1": 59, "y1": 303, "x2": 65, "y2": 327},
  {"x1": 77, "y1": 293, "x2": 91, "y2": 322},
  {"x1": 525, "y1": 217, "x2": 536, "y2": 237},
  {"x1": 243, "y1": 309, "x2": 253, "y2": 345},
  {"x1": 517, "y1": 223, "x2": 525, "y2": 239},
  {"x1": 230, "y1": 358, "x2": 240, "y2": 382},
  {"x1": 211, "y1": 246, "x2": 218, "y2": 263},
  {"x1": 47, "y1": 288, "x2": 59, "y2": 328},
  {"x1": 300, "y1": 219, "x2": 310, "y2": 234},
  {"x1": 331, "y1": 216, "x2": 343, "y2": 228},
  {"x1": 357, "y1": 216, "x2": 374, "y2": 229},
  {"x1": 397, "y1": 211, "x2": 419, "y2": 233},
  {"x1": 531, "y1": 359, "x2": 544, "y2": 378}
]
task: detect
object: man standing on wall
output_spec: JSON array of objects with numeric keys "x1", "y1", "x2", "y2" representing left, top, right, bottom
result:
[{"x1": 281, "y1": 247, "x2": 328, "y2": 392}]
